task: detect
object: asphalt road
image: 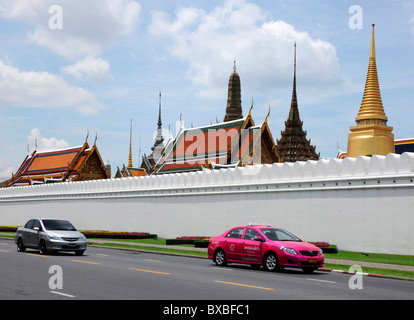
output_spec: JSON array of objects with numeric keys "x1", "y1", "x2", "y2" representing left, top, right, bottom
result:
[{"x1": 1, "y1": 238, "x2": 413, "y2": 303}]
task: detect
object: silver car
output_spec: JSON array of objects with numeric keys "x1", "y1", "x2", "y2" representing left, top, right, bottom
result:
[{"x1": 15, "y1": 218, "x2": 87, "y2": 255}]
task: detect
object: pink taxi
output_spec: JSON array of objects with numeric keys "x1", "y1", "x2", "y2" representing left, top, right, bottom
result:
[{"x1": 208, "y1": 224, "x2": 324, "y2": 273}]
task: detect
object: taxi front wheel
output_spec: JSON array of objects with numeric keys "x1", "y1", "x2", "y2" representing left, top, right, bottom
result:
[{"x1": 263, "y1": 252, "x2": 279, "y2": 272}]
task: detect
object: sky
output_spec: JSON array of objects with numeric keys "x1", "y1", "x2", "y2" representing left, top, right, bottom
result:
[{"x1": 1, "y1": 0, "x2": 414, "y2": 179}]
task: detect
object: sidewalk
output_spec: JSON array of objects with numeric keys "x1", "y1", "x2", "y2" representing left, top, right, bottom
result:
[{"x1": 2, "y1": 233, "x2": 413, "y2": 272}]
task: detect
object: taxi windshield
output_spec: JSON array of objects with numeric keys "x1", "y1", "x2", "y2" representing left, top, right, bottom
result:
[{"x1": 260, "y1": 228, "x2": 301, "y2": 241}]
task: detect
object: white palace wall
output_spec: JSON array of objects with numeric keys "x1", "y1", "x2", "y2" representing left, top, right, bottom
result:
[{"x1": 1, "y1": 153, "x2": 414, "y2": 255}]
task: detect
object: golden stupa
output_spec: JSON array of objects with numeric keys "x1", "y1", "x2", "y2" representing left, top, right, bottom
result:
[{"x1": 347, "y1": 24, "x2": 394, "y2": 158}]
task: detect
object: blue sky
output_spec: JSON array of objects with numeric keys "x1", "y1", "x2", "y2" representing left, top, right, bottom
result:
[{"x1": 1, "y1": 0, "x2": 414, "y2": 178}]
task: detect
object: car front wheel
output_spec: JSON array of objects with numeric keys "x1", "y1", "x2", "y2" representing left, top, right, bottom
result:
[
  {"x1": 214, "y1": 249, "x2": 227, "y2": 266},
  {"x1": 39, "y1": 240, "x2": 48, "y2": 255},
  {"x1": 263, "y1": 252, "x2": 279, "y2": 272},
  {"x1": 17, "y1": 238, "x2": 26, "y2": 252}
]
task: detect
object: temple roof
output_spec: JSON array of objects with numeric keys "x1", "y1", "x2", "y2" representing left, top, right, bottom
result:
[
  {"x1": 8, "y1": 139, "x2": 108, "y2": 187},
  {"x1": 155, "y1": 115, "x2": 254, "y2": 174}
]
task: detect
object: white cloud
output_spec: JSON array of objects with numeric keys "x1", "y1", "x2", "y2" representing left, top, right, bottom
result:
[
  {"x1": 28, "y1": 128, "x2": 69, "y2": 152},
  {"x1": 0, "y1": 0, "x2": 141, "y2": 59},
  {"x1": 0, "y1": 59, "x2": 105, "y2": 114},
  {"x1": 61, "y1": 56, "x2": 113, "y2": 81},
  {"x1": 149, "y1": 0, "x2": 345, "y2": 99}
]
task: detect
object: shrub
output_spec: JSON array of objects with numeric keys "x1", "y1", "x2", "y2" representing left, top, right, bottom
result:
[{"x1": 0, "y1": 226, "x2": 19, "y2": 232}]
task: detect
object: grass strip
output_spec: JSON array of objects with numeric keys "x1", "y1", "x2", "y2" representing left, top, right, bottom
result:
[
  {"x1": 324, "y1": 251, "x2": 414, "y2": 267},
  {"x1": 89, "y1": 242, "x2": 208, "y2": 257}
]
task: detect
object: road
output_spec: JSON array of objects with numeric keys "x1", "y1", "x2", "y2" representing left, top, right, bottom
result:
[{"x1": 1, "y1": 238, "x2": 413, "y2": 303}]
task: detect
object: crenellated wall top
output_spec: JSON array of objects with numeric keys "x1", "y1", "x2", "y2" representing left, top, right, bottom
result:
[{"x1": 2, "y1": 153, "x2": 414, "y2": 199}]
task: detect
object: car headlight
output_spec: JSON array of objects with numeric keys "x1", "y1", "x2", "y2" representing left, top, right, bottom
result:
[
  {"x1": 280, "y1": 247, "x2": 298, "y2": 255},
  {"x1": 80, "y1": 235, "x2": 87, "y2": 241},
  {"x1": 47, "y1": 234, "x2": 61, "y2": 240},
  {"x1": 319, "y1": 248, "x2": 324, "y2": 255}
]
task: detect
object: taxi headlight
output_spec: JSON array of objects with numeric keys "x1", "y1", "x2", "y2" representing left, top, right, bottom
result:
[{"x1": 280, "y1": 247, "x2": 298, "y2": 255}]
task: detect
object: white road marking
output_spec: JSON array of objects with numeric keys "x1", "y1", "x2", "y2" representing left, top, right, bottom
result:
[
  {"x1": 211, "y1": 267, "x2": 233, "y2": 271},
  {"x1": 96, "y1": 253, "x2": 109, "y2": 257},
  {"x1": 144, "y1": 259, "x2": 161, "y2": 262},
  {"x1": 306, "y1": 278, "x2": 337, "y2": 284},
  {"x1": 50, "y1": 290, "x2": 76, "y2": 298}
]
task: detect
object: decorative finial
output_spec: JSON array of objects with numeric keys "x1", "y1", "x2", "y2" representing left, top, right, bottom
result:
[
  {"x1": 233, "y1": 60, "x2": 237, "y2": 72},
  {"x1": 248, "y1": 98, "x2": 254, "y2": 115},
  {"x1": 370, "y1": 23, "x2": 376, "y2": 59},
  {"x1": 265, "y1": 105, "x2": 271, "y2": 121},
  {"x1": 294, "y1": 41, "x2": 297, "y2": 76}
]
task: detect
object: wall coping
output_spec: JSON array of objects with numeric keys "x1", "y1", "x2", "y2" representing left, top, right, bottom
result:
[{"x1": 1, "y1": 152, "x2": 414, "y2": 201}]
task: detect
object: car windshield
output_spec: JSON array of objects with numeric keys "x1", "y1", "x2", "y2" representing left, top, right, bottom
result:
[
  {"x1": 42, "y1": 219, "x2": 76, "y2": 231},
  {"x1": 260, "y1": 228, "x2": 301, "y2": 242}
]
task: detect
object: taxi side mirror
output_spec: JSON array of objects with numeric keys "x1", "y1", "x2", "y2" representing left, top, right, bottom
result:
[{"x1": 254, "y1": 236, "x2": 264, "y2": 242}]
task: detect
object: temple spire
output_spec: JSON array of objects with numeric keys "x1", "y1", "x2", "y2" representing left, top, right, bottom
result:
[
  {"x1": 151, "y1": 92, "x2": 165, "y2": 162},
  {"x1": 347, "y1": 24, "x2": 394, "y2": 157},
  {"x1": 128, "y1": 118, "x2": 133, "y2": 167},
  {"x1": 224, "y1": 62, "x2": 243, "y2": 122},
  {"x1": 275, "y1": 42, "x2": 319, "y2": 162},
  {"x1": 355, "y1": 24, "x2": 387, "y2": 124},
  {"x1": 157, "y1": 91, "x2": 162, "y2": 129},
  {"x1": 289, "y1": 42, "x2": 299, "y2": 122}
]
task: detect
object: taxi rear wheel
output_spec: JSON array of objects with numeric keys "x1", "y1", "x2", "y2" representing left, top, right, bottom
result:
[{"x1": 214, "y1": 249, "x2": 227, "y2": 266}]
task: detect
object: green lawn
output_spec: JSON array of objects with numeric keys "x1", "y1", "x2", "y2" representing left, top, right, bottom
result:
[{"x1": 324, "y1": 251, "x2": 414, "y2": 267}]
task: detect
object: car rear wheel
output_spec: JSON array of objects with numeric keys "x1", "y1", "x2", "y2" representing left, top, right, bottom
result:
[
  {"x1": 214, "y1": 249, "x2": 227, "y2": 266},
  {"x1": 39, "y1": 240, "x2": 48, "y2": 255},
  {"x1": 16, "y1": 238, "x2": 26, "y2": 252},
  {"x1": 263, "y1": 252, "x2": 279, "y2": 272}
]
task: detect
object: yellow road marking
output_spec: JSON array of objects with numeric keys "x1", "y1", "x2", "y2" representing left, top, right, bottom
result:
[
  {"x1": 71, "y1": 259, "x2": 99, "y2": 265},
  {"x1": 129, "y1": 268, "x2": 170, "y2": 275},
  {"x1": 214, "y1": 280, "x2": 274, "y2": 291},
  {"x1": 25, "y1": 253, "x2": 48, "y2": 257},
  {"x1": 0, "y1": 250, "x2": 9, "y2": 252}
]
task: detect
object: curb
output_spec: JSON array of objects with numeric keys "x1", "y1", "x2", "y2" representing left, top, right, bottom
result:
[{"x1": 319, "y1": 268, "x2": 414, "y2": 282}]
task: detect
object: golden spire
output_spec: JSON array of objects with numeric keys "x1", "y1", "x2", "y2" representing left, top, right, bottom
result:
[
  {"x1": 128, "y1": 118, "x2": 133, "y2": 167},
  {"x1": 355, "y1": 24, "x2": 388, "y2": 123},
  {"x1": 347, "y1": 24, "x2": 394, "y2": 158}
]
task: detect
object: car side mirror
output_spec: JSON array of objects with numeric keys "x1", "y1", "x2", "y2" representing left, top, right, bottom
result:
[
  {"x1": 254, "y1": 236, "x2": 264, "y2": 242},
  {"x1": 33, "y1": 227, "x2": 40, "y2": 231}
]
